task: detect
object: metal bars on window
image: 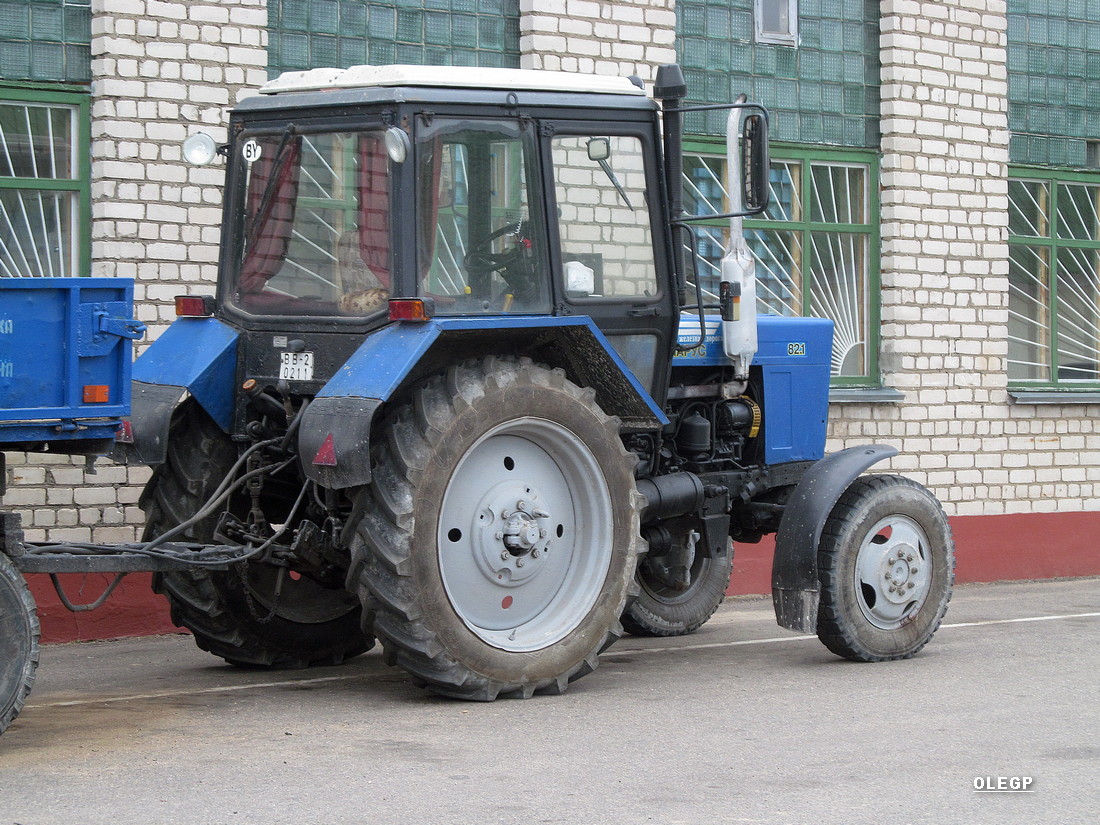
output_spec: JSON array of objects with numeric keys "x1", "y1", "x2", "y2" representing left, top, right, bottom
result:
[
  {"x1": 1008, "y1": 169, "x2": 1100, "y2": 385},
  {"x1": 0, "y1": 87, "x2": 88, "y2": 278}
]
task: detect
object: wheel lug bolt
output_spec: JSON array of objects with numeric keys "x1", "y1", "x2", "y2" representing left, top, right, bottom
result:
[
  {"x1": 906, "y1": 554, "x2": 914, "y2": 562},
  {"x1": 531, "y1": 549, "x2": 540, "y2": 558},
  {"x1": 907, "y1": 582, "x2": 915, "y2": 590},
  {"x1": 516, "y1": 558, "x2": 525, "y2": 568},
  {"x1": 910, "y1": 567, "x2": 918, "y2": 575},
  {"x1": 501, "y1": 551, "x2": 510, "y2": 561},
  {"x1": 517, "y1": 500, "x2": 527, "y2": 511},
  {"x1": 888, "y1": 585, "x2": 896, "y2": 593}
]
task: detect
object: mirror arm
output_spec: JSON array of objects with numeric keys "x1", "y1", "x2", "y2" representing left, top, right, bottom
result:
[
  {"x1": 664, "y1": 102, "x2": 770, "y2": 117},
  {"x1": 672, "y1": 209, "x2": 767, "y2": 224}
]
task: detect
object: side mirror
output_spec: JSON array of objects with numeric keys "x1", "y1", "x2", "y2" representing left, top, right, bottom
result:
[
  {"x1": 740, "y1": 112, "x2": 769, "y2": 215},
  {"x1": 587, "y1": 137, "x2": 611, "y2": 162}
]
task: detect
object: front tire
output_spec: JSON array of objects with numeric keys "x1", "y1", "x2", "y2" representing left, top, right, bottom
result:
[
  {"x1": 816, "y1": 475, "x2": 954, "y2": 661},
  {"x1": 352, "y1": 357, "x2": 641, "y2": 699},
  {"x1": 622, "y1": 540, "x2": 733, "y2": 637},
  {"x1": 144, "y1": 403, "x2": 368, "y2": 668},
  {"x1": 0, "y1": 552, "x2": 38, "y2": 736}
]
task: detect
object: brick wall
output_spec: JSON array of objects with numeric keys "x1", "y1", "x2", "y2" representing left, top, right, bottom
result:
[
  {"x1": 845, "y1": 0, "x2": 1100, "y2": 518},
  {"x1": 5, "y1": 0, "x2": 268, "y2": 544},
  {"x1": 519, "y1": 0, "x2": 676, "y2": 81},
  {"x1": 844, "y1": 0, "x2": 1012, "y2": 514}
]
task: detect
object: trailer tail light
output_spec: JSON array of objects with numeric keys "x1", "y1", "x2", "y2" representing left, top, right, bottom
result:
[
  {"x1": 175, "y1": 295, "x2": 215, "y2": 317},
  {"x1": 388, "y1": 297, "x2": 435, "y2": 322},
  {"x1": 83, "y1": 385, "x2": 110, "y2": 403}
]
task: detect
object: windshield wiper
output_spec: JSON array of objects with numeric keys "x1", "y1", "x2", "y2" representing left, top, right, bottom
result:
[
  {"x1": 596, "y1": 157, "x2": 635, "y2": 211},
  {"x1": 244, "y1": 125, "x2": 299, "y2": 252}
]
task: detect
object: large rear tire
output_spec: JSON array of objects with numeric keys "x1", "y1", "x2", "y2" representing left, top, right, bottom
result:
[
  {"x1": 0, "y1": 552, "x2": 38, "y2": 736},
  {"x1": 816, "y1": 475, "x2": 954, "y2": 661},
  {"x1": 351, "y1": 357, "x2": 641, "y2": 699},
  {"x1": 622, "y1": 540, "x2": 733, "y2": 637},
  {"x1": 144, "y1": 403, "x2": 368, "y2": 668}
]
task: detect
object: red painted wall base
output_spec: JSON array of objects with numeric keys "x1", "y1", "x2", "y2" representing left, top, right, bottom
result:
[
  {"x1": 727, "y1": 511, "x2": 1100, "y2": 597},
  {"x1": 30, "y1": 573, "x2": 179, "y2": 644},
  {"x1": 28, "y1": 511, "x2": 1100, "y2": 644}
]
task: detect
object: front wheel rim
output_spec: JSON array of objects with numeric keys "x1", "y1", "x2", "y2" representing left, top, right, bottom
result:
[
  {"x1": 438, "y1": 417, "x2": 613, "y2": 652},
  {"x1": 853, "y1": 514, "x2": 933, "y2": 630}
]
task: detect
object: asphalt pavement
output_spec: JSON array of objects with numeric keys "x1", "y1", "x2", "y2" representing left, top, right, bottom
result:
[{"x1": 1, "y1": 578, "x2": 1097, "y2": 825}]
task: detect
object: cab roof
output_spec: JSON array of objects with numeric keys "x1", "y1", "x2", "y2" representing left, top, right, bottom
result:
[{"x1": 258, "y1": 64, "x2": 647, "y2": 98}]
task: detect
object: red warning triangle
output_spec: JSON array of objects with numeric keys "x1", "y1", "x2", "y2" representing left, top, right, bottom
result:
[{"x1": 312, "y1": 433, "x2": 338, "y2": 466}]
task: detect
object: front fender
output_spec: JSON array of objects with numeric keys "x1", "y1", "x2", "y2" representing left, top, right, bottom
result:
[
  {"x1": 771, "y1": 444, "x2": 899, "y2": 633},
  {"x1": 299, "y1": 316, "x2": 668, "y2": 490}
]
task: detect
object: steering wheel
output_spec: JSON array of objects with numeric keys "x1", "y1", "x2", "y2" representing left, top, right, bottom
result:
[{"x1": 464, "y1": 221, "x2": 528, "y2": 275}]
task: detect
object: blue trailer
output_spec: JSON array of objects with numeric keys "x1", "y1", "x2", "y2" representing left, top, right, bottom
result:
[
  {"x1": 0, "y1": 277, "x2": 142, "y2": 453},
  {"x1": 0, "y1": 277, "x2": 141, "y2": 735},
  {"x1": 0, "y1": 277, "x2": 273, "y2": 736}
]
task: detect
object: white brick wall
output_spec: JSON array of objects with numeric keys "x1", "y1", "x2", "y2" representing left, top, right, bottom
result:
[
  {"x1": 5, "y1": 0, "x2": 268, "y2": 543},
  {"x1": 519, "y1": 0, "x2": 676, "y2": 81},
  {"x1": 90, "y1": 0, "x2": 267, "y2": 335},
  {"x1": 838, "y1": 0, "x2": 1100, "y2": 517}
]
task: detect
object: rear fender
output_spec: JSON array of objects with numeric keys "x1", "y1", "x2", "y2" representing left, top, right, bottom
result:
[
  {"x1": 771, "y1": 444, "x2": 899, "y2": 633},
  {"x1": 117, "y1": 318, "x2": 239, "y2": 465},
  {"x1": 299, "y1": 316, "x2": 668, "y2": 490}
]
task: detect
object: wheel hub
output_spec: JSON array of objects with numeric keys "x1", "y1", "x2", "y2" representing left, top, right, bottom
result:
[
  {"x1": 469, "y1": 484, "x2": 554, "y2": 586},
  {"x1": 854, "y1": 515, "x2": 933, "y2": 629},
  {"x1": 437, "y1": 422, "x2": 613, "y2": 651},
  {"x1": 882, "y1": 545, "x2": 921, "y2": 604},
  {"x1": 501, "y1": 500, "x2": 550, "y2": 556}
]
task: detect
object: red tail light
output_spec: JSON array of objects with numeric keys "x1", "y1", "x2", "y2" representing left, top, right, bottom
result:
[
  {"x1": 388, "y1": 297, "x2": 435, "y2": 322},
  {"x1": 175, "y1": 295, "x2": 215, "y2": 317}
]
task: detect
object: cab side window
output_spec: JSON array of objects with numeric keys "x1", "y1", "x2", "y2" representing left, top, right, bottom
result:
[{"x1": 550, "y1": 135, "x2": 659, "y2": 301}]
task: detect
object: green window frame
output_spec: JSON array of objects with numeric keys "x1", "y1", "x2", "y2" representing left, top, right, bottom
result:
[
  {"x1": 0, "y1": 83, "x2": 90, "y2": 278},
  {"x1": 684, "y1": 140, "x2": 881, "y2": 385},
  {"x1": 1008, "y1": 166, "x2": 1100, "y2": 388}
]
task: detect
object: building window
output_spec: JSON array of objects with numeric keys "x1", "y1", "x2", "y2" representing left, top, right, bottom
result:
[
  {"x1": 1008, "y1": 170, "x2": 1100, "y2": 386},
  {"x1": 0, "y1": 86, "x2": 89, "y2": 278},
  {"x1": 684, "y1": 143, "x2": 879, "y2": 383},
  {"x1": 268, "y1": 0, "x2": 521, "y2": 73},
  {"x1": 755, "y1": 0, "x2": 798, "y2": 46}
]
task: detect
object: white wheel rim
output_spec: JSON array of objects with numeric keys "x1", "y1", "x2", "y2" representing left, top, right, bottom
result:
[
  {"x1": 853, "y1": 514, "x2": 933, "y2": 630},
  {"x1": 438, "y1": 417, "x2": 613, "y2": 652}
]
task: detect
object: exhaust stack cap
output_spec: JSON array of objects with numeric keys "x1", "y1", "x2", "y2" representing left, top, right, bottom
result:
[{"x1": 653, "y1": 64, "x2": 687, "y2": 101}]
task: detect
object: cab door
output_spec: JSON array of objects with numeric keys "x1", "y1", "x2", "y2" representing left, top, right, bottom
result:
[{"x1": 543, "y1": 124, "x2": 675, "y2": 404}]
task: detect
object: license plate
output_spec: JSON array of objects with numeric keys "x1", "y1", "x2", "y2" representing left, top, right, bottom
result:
[{"x1": 279, "y1": 351, "x2": 314, "y2": 381}]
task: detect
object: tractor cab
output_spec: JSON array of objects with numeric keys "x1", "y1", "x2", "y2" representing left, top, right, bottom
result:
[{"x1": 192, "y1": 65, "x2": 681, "y2": 402}]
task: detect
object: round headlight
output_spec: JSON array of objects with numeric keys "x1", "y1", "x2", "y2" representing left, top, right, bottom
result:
[
  {"x1": 384, "y1": 127, "x2": 410, "y2": 164},
  {"x1": 183, "y1": 132, "x2": 218, "y2": 166}
]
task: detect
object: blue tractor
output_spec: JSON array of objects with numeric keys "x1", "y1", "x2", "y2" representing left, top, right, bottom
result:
[{"x1": 2, "y1": 65, "x2": 954, "y2": 719}]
